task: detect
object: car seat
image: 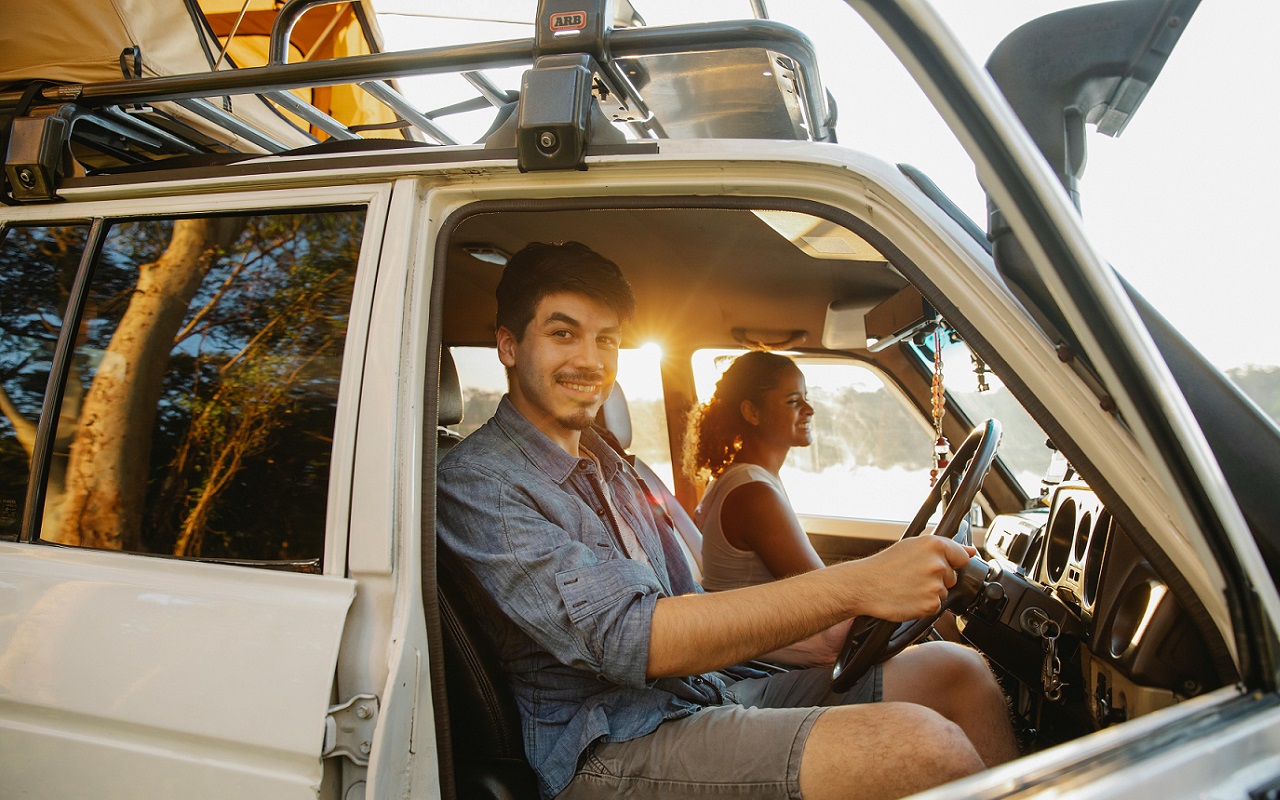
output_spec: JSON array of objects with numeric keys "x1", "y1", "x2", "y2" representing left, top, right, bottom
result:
[
  {"x1": 434, "y1": 347, "x2": 539, "y2": 799},
  {"x1": 595, "y1": 383, "x2": 705, "y2": 582}
]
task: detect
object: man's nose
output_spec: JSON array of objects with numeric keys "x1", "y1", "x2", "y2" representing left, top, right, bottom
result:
[{"x1": 572, "y1": 339, "x2": 605, "y2": 371}]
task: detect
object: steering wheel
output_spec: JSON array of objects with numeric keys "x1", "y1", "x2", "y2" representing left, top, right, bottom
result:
[{"x1": 831, "y1": 419, "x2": 1002, "y2": 692}]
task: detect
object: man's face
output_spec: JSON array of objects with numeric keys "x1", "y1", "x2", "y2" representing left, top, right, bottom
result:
[{"x1": 497, "y1": 291, "x2": 621, "y2": 447}]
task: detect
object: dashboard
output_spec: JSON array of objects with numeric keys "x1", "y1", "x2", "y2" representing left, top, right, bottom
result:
[{"x1": 963, "y1": 482, "x2": 1225, "y2": 741}]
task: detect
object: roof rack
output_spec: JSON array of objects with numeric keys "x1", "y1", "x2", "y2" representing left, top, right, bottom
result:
[{"x1": 0, "y1": 0, "x2": 834, "y2": 202}]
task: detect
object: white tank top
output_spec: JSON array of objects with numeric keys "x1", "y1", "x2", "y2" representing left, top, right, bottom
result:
[{"x1": 695, "y1": 462, "x2": 789, "y2": 592}]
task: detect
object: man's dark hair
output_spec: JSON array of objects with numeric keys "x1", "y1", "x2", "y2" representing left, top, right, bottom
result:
[{"x1": 495, "y1": 241, "x2": 637, "y2": 340}]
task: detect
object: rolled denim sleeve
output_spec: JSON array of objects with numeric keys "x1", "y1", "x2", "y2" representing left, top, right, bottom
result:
[{"x1": 438, "y1": 462, "x2": 661, "y2": 688}]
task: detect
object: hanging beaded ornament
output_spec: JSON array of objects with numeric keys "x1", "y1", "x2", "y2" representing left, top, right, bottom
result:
[{"x1": 929, "y1": 324, "x2": 949, "y2": 487}]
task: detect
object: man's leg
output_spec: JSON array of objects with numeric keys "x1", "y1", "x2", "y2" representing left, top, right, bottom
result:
[
  {"x1": 798, "y1": 701, "x2": 984, "y2": 800},
  {"x1": 881, "y1": 641, "x2": 1019, "y2": 767},
  {"x1": 556, "y1": 699, "x2": 984, "y2": 800},
  {"x1": 731, "y1": 665, "x2": 990, "y2": 800}
]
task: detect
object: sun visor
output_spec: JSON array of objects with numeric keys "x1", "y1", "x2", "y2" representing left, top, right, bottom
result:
[{"x1": 824, "y1": 285, "x2": 936, "y2": 353}]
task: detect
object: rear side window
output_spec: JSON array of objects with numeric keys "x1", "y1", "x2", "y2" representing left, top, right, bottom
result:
[
  {"x1": 0, "y1": 224, "x2": 92, "y2": 540},
  {"x1": 0, "y1": 210, "x2": 365, "y2": 568}
]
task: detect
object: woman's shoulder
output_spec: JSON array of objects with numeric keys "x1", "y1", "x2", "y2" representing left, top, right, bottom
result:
[
  {"x1": 700, "y1": 462, "x2": 783, "y2": 512},
  {"x1": 717, "y1": 461, "x2": 774, "y2": 485}
]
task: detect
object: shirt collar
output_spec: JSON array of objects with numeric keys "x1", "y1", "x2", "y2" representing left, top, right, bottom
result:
[{"x1": 494, "y1": 395, "x2": 624, "y2": 484}]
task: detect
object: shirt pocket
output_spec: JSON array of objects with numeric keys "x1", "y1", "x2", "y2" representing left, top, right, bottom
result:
[{"x1": 556, "y1": 558, "x2": 661, "y2": 625}]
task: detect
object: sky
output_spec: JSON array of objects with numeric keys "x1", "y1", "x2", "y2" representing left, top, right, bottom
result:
[{"x1": 375, "y1": 1, "x2": 1278, "y2": 372}]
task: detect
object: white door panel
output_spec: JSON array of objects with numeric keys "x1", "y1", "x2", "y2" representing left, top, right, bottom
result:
[{"x1": 0, "y1": 543, "x2": 355, "y2": 799}]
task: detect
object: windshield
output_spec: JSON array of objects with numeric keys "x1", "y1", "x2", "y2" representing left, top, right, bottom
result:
[
  {"x1": 373, "y1": 1, "x2": 1278, "y2": 420},
  {"x1": 911, "y1": 330, "x2": 1055, "y2": 502}
]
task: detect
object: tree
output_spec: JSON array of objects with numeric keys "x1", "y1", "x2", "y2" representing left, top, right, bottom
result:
[
  {"x1": 1, "y1": 212, "x2": 363, "y2": 560},
  {"x1": 52, "y1": 218, "x2": 245, "y2": 550},
  {"x1": 1226, "y1": 365, "x2": 1280, "y2": 427}
]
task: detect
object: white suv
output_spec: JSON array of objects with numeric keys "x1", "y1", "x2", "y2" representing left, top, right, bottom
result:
[{"x1": 1, "y1": 1, "x2": 1277, "y2": 799}]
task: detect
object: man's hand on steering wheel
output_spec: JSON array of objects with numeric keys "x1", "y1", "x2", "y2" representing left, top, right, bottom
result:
[{"x1": 855, "y1": 536, "x2": 977, "y2": 622}]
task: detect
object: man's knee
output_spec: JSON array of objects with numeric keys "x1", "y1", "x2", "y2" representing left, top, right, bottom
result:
[
  {"x1": 937, "y1": 643, "x2": 1005, "y2": 703},
  {"x1": 882, "y1": 704, "x2": 985, "y2": 779},
  {"x1": 894, "y1": 642, "x2": 1001, "y2": 697},
  {"x1": 800, "y1": 703, "x2": 984, "y2": 798}
]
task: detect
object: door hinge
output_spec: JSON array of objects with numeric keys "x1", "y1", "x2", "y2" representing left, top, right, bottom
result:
[{"x1": 323, "y1": 694, "x2": 379, "y2": 766}]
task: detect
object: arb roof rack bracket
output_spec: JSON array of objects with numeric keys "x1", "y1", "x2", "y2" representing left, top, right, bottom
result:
[
  {"x1": 513, "y1": 1, "x2": 641, "y2": 171},
  {"x1": 516, "y1": 54, "x2": 614, "y2": 172},
  {"x1": 5, "y1": 105, "x2": 78, "y2": 203}
]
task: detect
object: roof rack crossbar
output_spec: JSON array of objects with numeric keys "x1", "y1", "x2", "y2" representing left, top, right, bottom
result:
[
  {"x1": 0, "y1": 39, "x2": 537, "y2": 111},
  {"x1": 174, "y1": 97, "x2": 296, "y2": 152},
  {"x1": 97, "y1": 107, "x2": 206, "y2": 155},
  {"x1": 461, "y1": 71, "x2": 517, "y2": 108},
  {"x1": 358, "y1": 80, "x2": 455, "y2": 145},
  {"x1": 265, "y1": 89, "x2": 359, "y2": 141},
  {"x1": 422, "y1": 95, "x2": 500, "y2": 121}
]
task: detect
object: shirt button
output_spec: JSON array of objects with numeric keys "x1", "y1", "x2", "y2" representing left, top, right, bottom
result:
[{"x1": 692, "y1": 676, "x2": 704, "y2": 685}]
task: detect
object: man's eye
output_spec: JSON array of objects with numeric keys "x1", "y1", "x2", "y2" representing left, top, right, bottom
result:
[
  {"x1": 552, "y1": 329, "x2": 573, "y2": 339},
  {"x1": 598, "y1": 337, "x2": 618, "y2": 349}
]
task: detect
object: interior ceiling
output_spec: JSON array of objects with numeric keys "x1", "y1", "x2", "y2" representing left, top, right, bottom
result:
[{"x1": 444, "y1": 207, "x2": 908, "y2": 352}]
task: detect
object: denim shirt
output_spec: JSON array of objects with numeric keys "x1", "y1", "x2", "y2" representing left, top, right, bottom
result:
[{"x1": 437, "y1": 397, "x2": 761, "y2": 798}]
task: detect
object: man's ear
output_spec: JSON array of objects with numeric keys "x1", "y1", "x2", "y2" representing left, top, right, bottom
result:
[
  {"x1": 740, "y1": 399, "x2": 760, "y2": 426},
  {"x1": 496, "y1": 325, "x2": 518, "y2": 368}
]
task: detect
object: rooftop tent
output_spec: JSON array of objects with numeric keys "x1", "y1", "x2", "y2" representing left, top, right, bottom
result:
[
  {"x1": 0, "y1": 0, "x2": 405, "y2": 167},
  {"x1": 199, "y1": 0, "x2": 406, "y2": 139}
]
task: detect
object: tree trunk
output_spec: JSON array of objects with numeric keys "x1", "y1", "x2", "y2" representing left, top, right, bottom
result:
[{"x1": 53, "y1": 218, "x2": 242, "y2": 549}]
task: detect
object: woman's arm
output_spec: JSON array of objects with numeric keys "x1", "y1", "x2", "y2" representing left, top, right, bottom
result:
[
  {"x1": 758, "y1": 619, "x2": 852, "y2": 667},
  {"x1": 721, "y1": 480, "x2": 824, "y2": 579}
]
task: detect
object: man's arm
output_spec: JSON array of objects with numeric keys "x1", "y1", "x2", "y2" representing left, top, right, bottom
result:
[{"x1": 647, "y1": 535, "x2": 973, "y2": 678}]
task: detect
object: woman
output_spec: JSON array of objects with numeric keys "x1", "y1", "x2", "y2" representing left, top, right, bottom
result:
[
  {"x1": 685, "y1": 350, "x2": 824, "y2": 591},
  {"x1": 686, "y1": 350, "x2": 962, "y2": 651}
]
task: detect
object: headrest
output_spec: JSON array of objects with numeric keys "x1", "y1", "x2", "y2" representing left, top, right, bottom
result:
[
  {"x1": 439, "y1": 348, "x2": 464, "y2": 427},
  {"x1": 596, "y1": 383, "x2": 632, "y2": 450}
]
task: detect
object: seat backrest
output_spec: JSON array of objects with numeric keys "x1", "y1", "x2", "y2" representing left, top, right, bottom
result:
[
  {"x1": 435, "y1": 347, "x2": 538, "y2": 799},
  {"x1": 437, "y1": 348, "x2": 465, "y2": 462},
  {"x1": 437, "y1": 550, "x2": 539, "y2": 799},
  {"x1": 596, "y1": 384, "x2": 704, "y2": 582}
]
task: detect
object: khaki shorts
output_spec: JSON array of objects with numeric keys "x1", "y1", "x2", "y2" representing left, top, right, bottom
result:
[{"x1": 557, "y1": 665, "x2": 883, "y2": 799}]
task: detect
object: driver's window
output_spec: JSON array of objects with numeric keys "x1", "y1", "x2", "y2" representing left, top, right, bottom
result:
[{"x1": 692, "y1": 349, "x2": 935, "y2": 523}]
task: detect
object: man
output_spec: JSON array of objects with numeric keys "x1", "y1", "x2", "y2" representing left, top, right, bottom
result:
[{"x1": 437, "y1": 241, "x2": 1018, "y2": 800}]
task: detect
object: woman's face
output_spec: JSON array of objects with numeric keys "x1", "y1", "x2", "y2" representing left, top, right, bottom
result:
[{"x1": 744, "y1": 365, "x2": 814, "y2": 448}]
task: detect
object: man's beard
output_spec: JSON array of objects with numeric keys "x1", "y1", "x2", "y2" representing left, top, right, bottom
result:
[
  {"x1": 553, "y1": 369, "x2": 605, "y2": 431},
  {"x1": 556, "y1": 408, "x2": 597, "y2": 431}
]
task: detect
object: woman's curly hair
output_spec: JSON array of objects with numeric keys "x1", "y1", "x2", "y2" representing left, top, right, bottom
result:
[{"x1": 683, "y1": 351, "x2": 797, "y2": 483}]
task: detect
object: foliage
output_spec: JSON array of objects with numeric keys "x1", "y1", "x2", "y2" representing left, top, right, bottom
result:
[
  {"x1": 1225, "y1": 365, "x2": 1280, "y2": 427},
  {"x1": 0, "y1": 211, "x2": 364, "y2": 560},
  {"x1": 141, "y1": 212, "x2": 362, "y2": 560},
  {"x1": 0, "y1": 224, "x2": 93, "y2": 538}
]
